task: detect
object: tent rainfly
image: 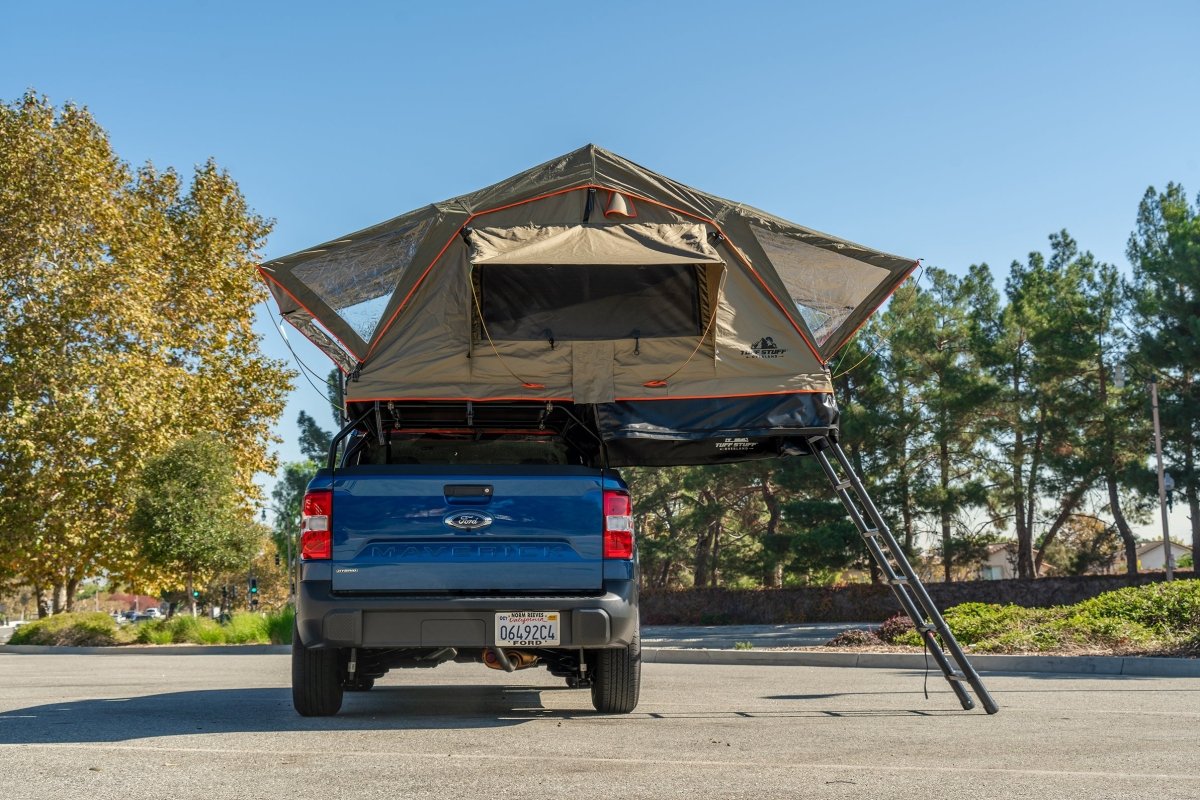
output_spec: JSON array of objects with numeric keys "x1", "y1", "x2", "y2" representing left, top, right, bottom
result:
[{"x1": 260, "y1": 145, "x2": 916, "y2": 467}]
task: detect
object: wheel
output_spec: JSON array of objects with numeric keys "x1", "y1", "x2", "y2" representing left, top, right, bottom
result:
[
  {"x1": 291, "y1": 623, "x2": 343, "y2": 716},
  {"x1": 590, "y1": 628, "x2": 641, "y2": 714},
  {"x1": 343, "y1": 676, "x2": 375, "y2": 692}
]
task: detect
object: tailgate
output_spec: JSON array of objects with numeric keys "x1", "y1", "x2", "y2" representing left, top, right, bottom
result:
[{"x1": 329, "y1": 465, "x2": 606, "y2": 593}]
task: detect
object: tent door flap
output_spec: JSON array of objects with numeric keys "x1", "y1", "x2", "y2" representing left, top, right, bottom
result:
[{"x1": 571, "y1": 340, "x2": 615, "y2": 404}]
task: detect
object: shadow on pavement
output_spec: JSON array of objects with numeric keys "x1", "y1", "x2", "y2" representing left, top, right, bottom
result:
[
  {"x1": 0, "y1": 684, "x2": 593, "y2": 744},
  {"x1": 0, "y1": 684, "x2": 978, "y2": 745}
]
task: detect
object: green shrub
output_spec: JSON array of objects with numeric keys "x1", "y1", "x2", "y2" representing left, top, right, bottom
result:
[
  {"x1": 8, "y1": 612, "x2": 120, "y2": 647},
  {"x1": 160, "y1": 614, "x2": 225, "y2": 644},
  {"x1": 135, "y1": 622, "x2": 174, "y2": 644},
  {"x1": 225, "y1": 613, "x2": 268, "y2": 644},
  {"x1": 264, "y1": 606, "x2": 294, "y2": 644},
  {"x1": 941, "y1": 603, "x2": 1036, "y2": 644},
  {"x1": 893, "y1": 581, "x2": 1200, "y2": 654},
  {"x1": 1075, "y1": 580, "x2": 1200, "y2": 634}
]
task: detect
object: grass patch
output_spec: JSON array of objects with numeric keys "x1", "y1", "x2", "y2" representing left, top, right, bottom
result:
[
  {"x1": 265, "y1": 606, "x2": 294, "y2": 644},
  {"x1": 891, "y1": 579, "x2": 1200, "y2": 654},
  {"x1": 8, "y1": 612, "x2": 120, "y2": 647},
  {"x1": 130, "y1": 607, "x2": 295, "y2": 645},
  {"x1": 135, "y1": 623, "x2": 174, "y2": 645},
  {"x1": 9, "y1": 606, "x2": 297, "y2": 648},
  {"x1": 225, "y1": 613, "x2": 267, "y2": 644}
]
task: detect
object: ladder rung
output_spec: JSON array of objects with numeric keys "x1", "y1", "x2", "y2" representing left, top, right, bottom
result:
[
  {"x1": 887, "y1": 576, "x2": 909, "y2": 585},
  {"x1": 946, "y1": 672, "x2": 967, "y2": 682},
  {"x1": 833, "y1": 479, "x2": 852, "y2": 491},
  {"x1": 861, "y1": 528, "x2": 882, "y2": 538}
]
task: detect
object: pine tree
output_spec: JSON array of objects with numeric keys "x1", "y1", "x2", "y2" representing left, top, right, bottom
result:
[
  {"x1": 1127, "y1": 184, "x2": 1200, "y2": 564},
  {"x1": 976, "y1": 234, "x2": 1100, "y2": 578}
]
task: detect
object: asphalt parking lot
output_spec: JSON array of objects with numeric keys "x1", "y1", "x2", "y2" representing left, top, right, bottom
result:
[{"x1": 1, "y1": 652, "x2": 1197, "y2": 800}]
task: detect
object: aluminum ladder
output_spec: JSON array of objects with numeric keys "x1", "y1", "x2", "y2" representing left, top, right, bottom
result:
[{"x1": 809, "y1": 435, "x2": 1000, "y2": 715}]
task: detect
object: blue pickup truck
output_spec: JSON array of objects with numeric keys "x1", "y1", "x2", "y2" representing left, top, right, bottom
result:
[{"x1": 291, "y1": 431, "x2": 640, "y2": 716}]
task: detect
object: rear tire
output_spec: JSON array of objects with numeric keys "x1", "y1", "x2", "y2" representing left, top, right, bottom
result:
[
  {"x1": 292, "y1": 623, "x2": 343, "y2": 716},
  {"x1": 590, "y1": 629, "x2": 641, "y2": 713}
]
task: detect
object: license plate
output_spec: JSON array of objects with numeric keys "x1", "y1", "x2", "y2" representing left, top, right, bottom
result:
[{"x1": 495, "y1": 611, "x2": 560, "y2": 647}]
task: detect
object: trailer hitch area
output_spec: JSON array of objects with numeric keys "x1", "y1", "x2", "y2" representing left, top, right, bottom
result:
[{"x1": 484, "y1": 647, "x2": 538, "y2": 671}]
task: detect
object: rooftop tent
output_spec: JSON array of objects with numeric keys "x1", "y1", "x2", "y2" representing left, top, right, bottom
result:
[
  {"x1": 260, "y1": 145, "x2": 916, "y2": 466},
  {"x1": 259, "y1": 146, "x2": 1005, "y2": 715}
]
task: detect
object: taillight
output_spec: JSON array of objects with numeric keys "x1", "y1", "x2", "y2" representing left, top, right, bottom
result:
[
  {"x1": 300, "y1": 489, "x2": 332, "y2": 560},
  {"x1": 603, "y1": 489, "x2": 634, "y2": 559}
]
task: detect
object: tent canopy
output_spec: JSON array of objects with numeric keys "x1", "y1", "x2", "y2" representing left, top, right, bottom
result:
[{"x1": 261, "y1": 145, "x2": 915, "y2": 466}]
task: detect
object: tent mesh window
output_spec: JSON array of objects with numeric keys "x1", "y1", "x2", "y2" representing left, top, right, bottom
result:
[
  {"x1": 290, "y1": 217, "x2": 434, "y2": 342},
  {"x1": 748, "y1": 225, "x2": 891, "y2": 345},
  {"x1": 473, "y1": 263, "x2": 704, "y2": 342}
]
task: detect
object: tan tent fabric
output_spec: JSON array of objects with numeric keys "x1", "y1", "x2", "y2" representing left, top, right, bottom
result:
[
  {"x1": 260, "y1": 143, "x2": 907, "y2": 369},
  {"x1": 261, "y1": 145, "x2": 915, "y2": 409},
  {"x1": 469, "y1": 223, "x2": 721, "y2": 267}
]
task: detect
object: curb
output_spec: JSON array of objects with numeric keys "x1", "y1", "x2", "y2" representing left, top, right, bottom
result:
[
  {"x1": 0, "y1": 644, "x2": 290, "y2": 656},
  {"x1": 642, "y1": 648, "x2": 1200, "y2": 677},
  {"x1": 3, "y1": 643, "x2": 1198, "y2": 677}
]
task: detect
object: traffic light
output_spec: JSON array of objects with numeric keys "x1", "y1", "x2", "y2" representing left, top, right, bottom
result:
[
  {"x1": 249, "y1": 578, "x2": 258, "y2": 595},
  {"x1": 192, "y1": 589, "x2": 200, "y2": 599}
]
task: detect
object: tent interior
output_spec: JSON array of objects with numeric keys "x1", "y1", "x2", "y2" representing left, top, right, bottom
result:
[{"x1": 261, "y1": 145, "x2": 916, "y2": 467}]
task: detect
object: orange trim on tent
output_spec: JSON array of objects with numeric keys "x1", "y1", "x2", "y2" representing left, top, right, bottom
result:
[
  {"x1": 615, "y1": 388, "x2": 829, "y2": 402},
  {"x1": 345, "y1": 389, "x2": 827, "y2": 404},
  {"x1": 364, "y1": 184, "x2": 827, "y2": 365},
  {"x1": 256, "y1": 266, "x2": 360, "y2": 371},
  {"x1": 348, "y1": 395, "x2": 575, "y2": 403}
]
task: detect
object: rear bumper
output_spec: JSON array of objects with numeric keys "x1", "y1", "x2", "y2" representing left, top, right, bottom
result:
[{"x1": 295, "y1": 573, "x2": 638, "y2": 650}]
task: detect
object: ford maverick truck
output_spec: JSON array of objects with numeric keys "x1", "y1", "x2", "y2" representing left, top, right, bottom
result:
[{"x1": 291, "y1": 426, "x2": 640, "y2": 716}]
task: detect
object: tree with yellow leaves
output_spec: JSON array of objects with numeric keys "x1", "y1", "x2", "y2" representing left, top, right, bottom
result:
[{"x1": 0, "y1": 93, "x2": 292, "y2": 614}]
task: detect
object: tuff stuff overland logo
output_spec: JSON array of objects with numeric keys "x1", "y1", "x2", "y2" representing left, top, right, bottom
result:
[{"x1": 742, "y1": 336, "x2": 787, "y2": 359}]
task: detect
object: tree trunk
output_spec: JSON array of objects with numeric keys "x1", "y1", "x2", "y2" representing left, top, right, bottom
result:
[
  {"x1": 1184, "y1": 411, "x2": 1199, "y2": 573},
  {"x1": 51, "y1": 583, "x2": 66, "y2": 614},
  {"x1": 709, "y1": 518, "x2": 722, "y2": 588},
  {"x1": 1034, "y1": 480, "x2": 1092, "y2": 574},
  {"x1": 34, "y1": 584, "x2": 50, "y2": 619},
  {"x1": 1107, "y1": 474, "x2": 1139, "y2": 580},
  {"x1": 760, "y1": 470, "x2": 783, "y2": 589},
  {"x1": 188, "y1": 574, "x2": 197, "y2": 617},
  {"x1": 692, "y1": 508, "x2": 711, "y2": 588},
  {"x1": 941, "y1": 438, "x2": 952, "y2": 583},
  {"x1": 1013, "y1": 365, "x2": 1037, "y2": 580},
  {"x1": 64, "y1": 576, "x2": 79, "y2": 613},
  {"x1": 1013, "y1": 431, "x2": 1036, "y2": 579}
]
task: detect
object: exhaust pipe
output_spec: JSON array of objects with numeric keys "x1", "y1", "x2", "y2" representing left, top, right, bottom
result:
[{"x1": 484, "y1": 647, "x2": 539, "y2": 671}]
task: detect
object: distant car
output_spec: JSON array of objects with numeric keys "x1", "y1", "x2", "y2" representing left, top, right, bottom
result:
[{"x1": 141, "y1": 608, "x2": 163, "y2": 619}]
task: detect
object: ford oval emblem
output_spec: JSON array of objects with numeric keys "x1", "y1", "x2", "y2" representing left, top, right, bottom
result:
[{"x1": 444, "y1": 510, "x2": 494, "y2": 531}]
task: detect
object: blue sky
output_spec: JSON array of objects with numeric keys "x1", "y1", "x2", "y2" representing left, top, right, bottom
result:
[{"x1": 4, "y1": 1, "x2": 1198, "y2": 530}]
